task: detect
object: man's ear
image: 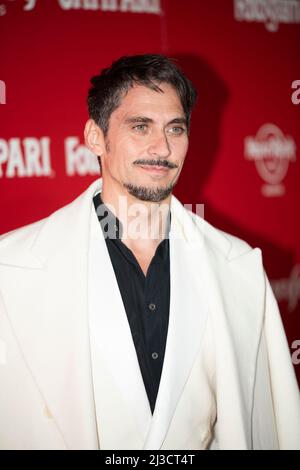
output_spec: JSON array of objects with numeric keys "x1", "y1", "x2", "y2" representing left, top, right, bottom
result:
[{"x1": 84, "y1": 119, "x2": 105, "y2": 156}]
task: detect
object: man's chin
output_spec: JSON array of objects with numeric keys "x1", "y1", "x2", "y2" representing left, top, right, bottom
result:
[{"x1": 123, "y1": 182, "x2": 174, "y2": 203}]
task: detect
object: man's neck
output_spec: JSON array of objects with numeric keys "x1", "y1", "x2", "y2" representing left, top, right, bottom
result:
[{"x1": 100, "y1": 181, "x2": 171, "y2": 252}]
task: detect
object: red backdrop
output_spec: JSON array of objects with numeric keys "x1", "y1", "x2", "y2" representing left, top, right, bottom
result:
[{"x1": 1, "y1": 0, "x2": 300, "y2": 384}]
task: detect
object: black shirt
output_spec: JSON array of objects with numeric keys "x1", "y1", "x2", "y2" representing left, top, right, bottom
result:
[{"x1": 93, "y1": 193, "x2": 171, "y2": 413}]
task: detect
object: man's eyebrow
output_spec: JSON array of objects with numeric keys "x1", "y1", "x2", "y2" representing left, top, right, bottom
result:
[
  {"x1": 124, "y1": 116, "x2": 153, "y2": 124},
  {"x1": 124, "y1": 116, "x2": 187, "y2": 126},
  {"x1": 167, "y1": 117, "x2": 187, "y2": 126}
]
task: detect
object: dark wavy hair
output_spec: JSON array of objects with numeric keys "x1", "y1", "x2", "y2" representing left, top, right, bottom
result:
[{"x1": 87, "y1": 54, "x2": 197, "y2": 136}]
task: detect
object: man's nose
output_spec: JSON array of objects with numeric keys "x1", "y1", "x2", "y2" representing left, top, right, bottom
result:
[{"x1": 148, "y1": 131, "x2": 171, "y2": 158}]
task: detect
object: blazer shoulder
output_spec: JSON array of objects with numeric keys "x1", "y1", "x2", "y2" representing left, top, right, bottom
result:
[
  {"x1": 0, "y1": 187, "x2": 88, "y2": 251},
  {"x1": 0, "y1": 218, "x2": 47, "y2": 249},
  {"x1": 0, "y1": 180, "x2": 99, "y2": 268},
  {"x1": 0, "y1": 198, "x2": 73, "y2": 254},
  {"x1": 188, "y1": 209, "x2": 259, "y2": 260}
]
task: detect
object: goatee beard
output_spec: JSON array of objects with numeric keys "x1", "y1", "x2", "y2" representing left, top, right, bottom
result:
[{"x1": 123, "y1": 182, "x2": 175, "y2": 202}]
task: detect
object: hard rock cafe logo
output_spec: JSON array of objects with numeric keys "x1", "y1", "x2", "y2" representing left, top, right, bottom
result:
[{"x1": 244, "y1": 123, "x2": 296, "y2": 197}]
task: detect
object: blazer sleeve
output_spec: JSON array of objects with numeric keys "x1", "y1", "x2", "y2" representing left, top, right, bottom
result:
[{"x1": 252, "y1": 274, "x2": 300, "y2": 450}]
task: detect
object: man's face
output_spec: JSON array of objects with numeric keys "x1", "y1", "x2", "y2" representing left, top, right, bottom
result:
[{"x1": 101, "y1": 82, "x2": 189, "y2": 202}]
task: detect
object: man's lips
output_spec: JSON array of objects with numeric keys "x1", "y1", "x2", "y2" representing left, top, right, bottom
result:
[{"x1": 138, "y1": 164, "x2": 171, "y2": 172}]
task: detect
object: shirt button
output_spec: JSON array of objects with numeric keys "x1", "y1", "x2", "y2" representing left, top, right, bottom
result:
[
  {"x1": 152, "y1": 352, "x2": 159, "y2": 360},
  {"x1": 149, "y1": 303, "x2": 156, "y2": 311}
]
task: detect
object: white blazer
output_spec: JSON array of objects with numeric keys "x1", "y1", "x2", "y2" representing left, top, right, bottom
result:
[{"x1": 0, "y1": 178, "x2": 299, "y2": 450}]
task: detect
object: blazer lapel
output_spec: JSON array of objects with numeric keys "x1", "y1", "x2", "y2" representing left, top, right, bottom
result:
[
  {"x1": 88, "y1": 200, "x2": 152, "y2": 448},
  {"x1": 144, "y1": 199, "x2": 265, "y2": 450},
  {"x1": 144, "y1": 197, "x2": 209, "y2": 449}
]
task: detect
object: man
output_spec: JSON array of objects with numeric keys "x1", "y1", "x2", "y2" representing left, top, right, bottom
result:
[{"x1": 0, "y1": 54, "x2": 299, "y2": 450}]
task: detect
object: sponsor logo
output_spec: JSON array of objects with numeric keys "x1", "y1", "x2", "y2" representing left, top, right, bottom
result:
[
  {"x1": 65, "y1": 137, "x2": 100, "y2": 176},
  {"x1": 58, "y1": 0, "x2": 161, "y2": 13},
  {"x1": 244, "y1": 123, "x2": 296, "y2": 197},
  {"x1": 234, "y1": 0, "x2": 300, "y2": 32},
  {"x1": 0, "y1": 80, "x2": 5, "y2": 104},
  {"x1": 0, "y1": 136, "x2": 100, "y2": 178},
  {"x1": 0, "y1": 137, "x2": 53, "y2": 178},
  {"x1": 271, "y1": 265, "x2": 300, "y2": 312},
  {"x1": 0, "y1": 0, "x2": 161, "y2": 15},
  {"x1": 291, "y1": 79, "x2": 300, "y2": 105}
]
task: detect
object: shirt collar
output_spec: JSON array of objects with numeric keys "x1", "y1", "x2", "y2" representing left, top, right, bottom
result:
[
  {"x1": 93, "y1": 193, "x2": 123, "y2": 239},
  {"x1": 93, "y1": 192, "x2": 171, "y2": 244}
]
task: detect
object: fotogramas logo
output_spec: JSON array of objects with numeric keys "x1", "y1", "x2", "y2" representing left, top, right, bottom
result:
[
  {"x1": 244, "y1": 124, "x2": 296, "y2": 197},
  {"x1": 234, "y1": 0, "x2": 300, "y2": 32}
]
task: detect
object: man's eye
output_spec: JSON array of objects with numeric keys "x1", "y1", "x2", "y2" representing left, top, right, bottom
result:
[
  {"x1": 133, "y1": 124, "x2": 148, "y2": 132},
  {"x1": 169, "y1": 127, "x2": 185, "y2": 135}
]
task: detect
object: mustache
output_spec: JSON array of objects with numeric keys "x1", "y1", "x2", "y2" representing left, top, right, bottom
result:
[{"x1": 133, "y1": 159, "x2": 178, "y2": 169}]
